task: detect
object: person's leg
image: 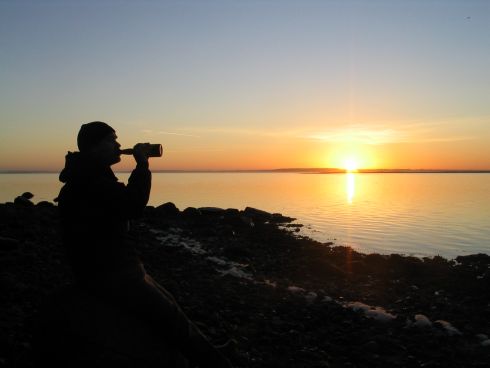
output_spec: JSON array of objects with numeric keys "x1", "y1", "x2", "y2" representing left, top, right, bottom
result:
[{"x1": 86, "y1": 273, "x2": 231, "y2": 368}]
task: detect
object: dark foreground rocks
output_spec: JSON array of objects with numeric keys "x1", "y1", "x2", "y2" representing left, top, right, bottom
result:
[{"x1": 0, "y1": 201, "x2": 489, "y2": 367}]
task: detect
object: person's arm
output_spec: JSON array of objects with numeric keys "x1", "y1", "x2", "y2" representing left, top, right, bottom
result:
[
  {"x1": 124, "y1": 159, "x2": 151, "y2": 217},
  {"x1": 124, "y1": 143, "x2": 153, "y2": 216},
  {"x1": 96, "y1": 144, "x2": 152, "y2": 219}
]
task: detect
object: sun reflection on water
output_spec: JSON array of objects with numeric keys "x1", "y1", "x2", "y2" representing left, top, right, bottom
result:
[{"x1": 346, "y1": 173, "x2": 356, "y2": 204}]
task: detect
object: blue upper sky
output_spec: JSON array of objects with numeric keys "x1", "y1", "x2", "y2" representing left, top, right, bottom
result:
[{"x1": 1, "y1": 0, "x2": 489, "y2": 170}]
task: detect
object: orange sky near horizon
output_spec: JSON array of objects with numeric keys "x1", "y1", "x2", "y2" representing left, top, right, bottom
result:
[
  {"x1": 1, "y1": 1, "x2": 490, "y2": 172},
  {"x1": 2, "y1": 122, "x2": 489, "y2": 172}
]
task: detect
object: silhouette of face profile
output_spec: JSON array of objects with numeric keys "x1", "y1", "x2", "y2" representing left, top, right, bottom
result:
[{"x1": 88, "y1": 132, "x2": 121, "y2": 166}]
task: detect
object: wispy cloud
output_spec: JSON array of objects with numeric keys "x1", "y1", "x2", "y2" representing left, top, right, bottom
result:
[
  {"x1": 305, "y1": 122, "x2": 476, "y2": 145},
  {"x1": 162, "y1": 126, "x2": 289, "y2": 138},
  {"x1": 141, "y1": 129, "x2": 200, "y2": 138},
  {"x1": 307, "y1": 127, "x2": 398, "y2": 144},
  {"x1": 157, "y1": 131, "x2": 200, "y2": 138}
]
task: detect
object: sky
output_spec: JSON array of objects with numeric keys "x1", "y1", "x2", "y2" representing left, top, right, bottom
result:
[{"x1": 1, "y1": 0, "x2": 489, "y2": 171}]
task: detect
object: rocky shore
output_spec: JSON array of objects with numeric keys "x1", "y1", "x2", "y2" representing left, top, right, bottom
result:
[{"x1": 0, "y1": 196, "x2": 489, "y2": 367}]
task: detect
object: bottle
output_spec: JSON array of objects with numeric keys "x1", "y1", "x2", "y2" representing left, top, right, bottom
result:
[{"x1": 119, "y1": 144, "x2": 163, "y2": 157}]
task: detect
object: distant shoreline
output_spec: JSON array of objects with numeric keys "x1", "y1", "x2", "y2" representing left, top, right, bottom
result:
[{"x1": 2, "y1": 168, "x2": 490, "y2": 174}]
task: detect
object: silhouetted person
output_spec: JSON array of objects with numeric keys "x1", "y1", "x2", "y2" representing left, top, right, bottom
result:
[{"x1": 57, "y1": 121, "x2": 232, "y2": 367}]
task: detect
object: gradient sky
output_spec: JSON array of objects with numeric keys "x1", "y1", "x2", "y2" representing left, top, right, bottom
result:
[{"x1": 1, "y1": 0, "x2": 489, "y2": 171}]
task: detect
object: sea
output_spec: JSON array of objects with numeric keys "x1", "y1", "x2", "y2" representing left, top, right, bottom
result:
[{"x1": 1, "y1": 172, "x2": 489, "y2": 259}]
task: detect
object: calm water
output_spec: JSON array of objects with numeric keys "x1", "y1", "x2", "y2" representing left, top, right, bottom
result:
[{"x1": 1, "y1": 172, "x2": 489, "y2": 259}]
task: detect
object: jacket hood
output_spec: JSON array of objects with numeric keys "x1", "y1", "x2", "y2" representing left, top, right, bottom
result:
[{"x1": 59, "y1": 151, "x2": 117, "y2": 183}]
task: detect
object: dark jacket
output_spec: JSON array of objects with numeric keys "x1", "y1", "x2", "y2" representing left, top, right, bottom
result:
[{"x1": 57, "y1": 152, "x2": 151, "y2": 280}]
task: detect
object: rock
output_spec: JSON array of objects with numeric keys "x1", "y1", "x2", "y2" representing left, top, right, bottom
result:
[
  {"x1": 412, "y1": 314, "x2": 432, "y2": 328},
  {"x1": 21, "y1": 192, "x2": 34, "y2": 199},
  {"x1": 287, "y1": 286, "x2": 306, "y2": 294},
  {"x1": 14, "y1": 196, "x2": 34, "y2": 207},
  {"x1": 156, "y1": 202, "x2": 180, "y2": 217},
  {"x1": 476, "y1": 333, "x2": 488, "y2": 341},
  {"x1": 364, "y1": 253, "x2": 388, "y2": 271},
  {"x1": 433, "y1": 320, "x2": 462, "y2": 336},
  {"x1": 242, "y1": 207, "x2": 272, "y2": 222},
  {"x1": 224, "y1": 208, "x2": 240, "y2": 216},
  {"x1": 222, "y1": 209, "x2": 242, "y2": 226},
  {"x1": 222, "y1": 243, "x2": 253, "y2": 258},
  {"x1": 144, "y1": 205, "x2": 156, "y2": 217},
  {"x1": 456, "y1": 253, "x2": 490, "y2": 263},
  {"x1": 285, "y1": 224, "x2": 303, "y2": 228},
  {"x1": 363, "y1": 340, "x2": 379, "y2": 352},
  {"x1": 271, "y1": 213, "x2": 295, "y2": 223},
  {"x1": 198, "y1": 207, "x2": 225, "y2": 215},
  {"x1": 36, "y1": 201, "x2": 55, "y2": 208},
  {"x1": 305, "y1": 292, "x2": 318, "y2": 304},
  {"x1": 182, "y1": 207, "x2": 201, "y2": 222}
]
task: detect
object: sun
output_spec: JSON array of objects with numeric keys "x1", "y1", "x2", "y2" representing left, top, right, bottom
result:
[{"x1": 343, "y1": 158, "x2": 359, "y2": 172}]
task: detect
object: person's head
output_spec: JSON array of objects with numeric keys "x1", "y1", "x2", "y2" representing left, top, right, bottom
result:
[{"x1": 77, "y1": 121, "x2": 121, "y2": 166}]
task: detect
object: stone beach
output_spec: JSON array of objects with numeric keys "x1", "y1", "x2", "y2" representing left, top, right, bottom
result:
[{"x1": 0, "y1": 196, "x2": 489, "y2": 367}]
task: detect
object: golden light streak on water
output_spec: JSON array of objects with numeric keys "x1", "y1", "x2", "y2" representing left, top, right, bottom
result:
[{"x1": 346, "y1": 173, "x2": 356, "y2": 204}]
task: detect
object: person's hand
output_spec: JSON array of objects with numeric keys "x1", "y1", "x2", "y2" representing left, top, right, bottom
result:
[{"x1": 132, "y1": 143, "x2": 151, "y2": 165}]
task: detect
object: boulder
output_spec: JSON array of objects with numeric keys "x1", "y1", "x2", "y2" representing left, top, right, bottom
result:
[
  {"x1": 156, "y1": 202, "x2": 180, "y2": 217},
  {"x1": 144, "y1": 206, "x2": 156, "y2": 217},
  {"x1": 14, "y1": 196, "x2": 34, "y2": 207},
  {"x1": 198, "y1": 207, "x2": 225, "y2": 216},
  {"x1": 22, "y1": 192, "x2": 34, "y2": 199},
  {"x1": 182, "y1": 207, "x2": 201, "y2": 220},
  {"x1": 224, "y1": 208, "x2": 240, "y2": 216},
  {"x1": 222, "y1": 209, "x2": 242, "y2": 226},
  {"x1": 34, "y1": 285, "x2": 189, "y2": 368},
  {"x1": 242, "y1": 207, "x2": 272, "y2": 223},
  {"x1": 271, "y1": 213, "x2": 296, "y2": 224},
  {"x1": 36, "y1": 201, "x2": 55, "y2": 208}
]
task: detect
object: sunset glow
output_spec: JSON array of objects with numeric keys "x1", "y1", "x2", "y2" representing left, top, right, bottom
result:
[
  {"x1": 346, "y1": 173, "x2": 356, "y2": 204},
  {"x1": 343, "y1": 158, "x2": 359, "y2": 173},
  {"x1": 1, "y1": 1, "x2": 489, "y2": 172}
]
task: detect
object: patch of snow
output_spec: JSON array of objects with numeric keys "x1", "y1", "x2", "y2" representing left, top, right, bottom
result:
[
  {"x1": 434, "y1": 320, "x2": 462, "y2": 336},
  {"x1": 218, "y1": 266, "x2": 253, "y2": 280},
  {"x1": 150, "y1": 228, "x2": 207, "y2": 254},
  {"x1": 345, "y1": 301, "x2": 396, "y2": 323},
  {"x1": 365, "y1": 308, "x2": 396, "y2": 323},
  {"x1": 305, "y1": 292, "x2": 318, "y2": 304},
  {"x1": 180, "y1": 240, "x2": 207, "y2": 255},
  {"x1": 206, "y1": 256, "x2": 228, "y2": 266},
  {"x1": 413, "y1": 314, "x2": 432, "y2": 328},
  {"x1": 204, "y1": 254, "x2": 254, "y2": 281},
  {"x1": 263, "y1": 279, "x2": 277, "y2": 288},
  {"x1": 155, "y1": 234, "x2": 181, "y2": 245},
  {"x1": 345, "y1": 301, "x2": 371, "y2": 313},
  {"x1": 476, "y1": 334, "x2": 488, "y2": 341},
  {"x1": 287, "y1": 286, "x2": 306, "y2": 293},
  {"x1": 150, "y1": 227, "x2": 207, "y2": 254},
  {"x1": 481, "y1": 339, "x2": 490, "y2": 347},
  {"x1": 476, "y1": 334, "x2": 490, "y2": 346}
]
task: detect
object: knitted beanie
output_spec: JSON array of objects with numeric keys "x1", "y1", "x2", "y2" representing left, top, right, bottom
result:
[{"x1": 77, "y1": 121, "x2": 115, "y2": 152}]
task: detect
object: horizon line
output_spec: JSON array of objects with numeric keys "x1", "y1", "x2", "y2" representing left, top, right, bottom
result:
[{"x1": 2, "y1": 168, "x2": 490, "y2": 174}]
